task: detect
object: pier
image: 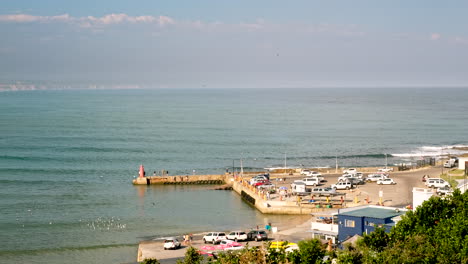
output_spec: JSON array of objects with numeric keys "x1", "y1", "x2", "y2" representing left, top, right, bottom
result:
[{"x1": 132, "y1": 164, "x2": 226, "y2": 185}]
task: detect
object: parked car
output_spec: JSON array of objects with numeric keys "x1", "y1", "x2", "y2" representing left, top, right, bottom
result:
[
  {"x1": 226, "y1": 231, "x2": 248, "y2": 241},
  {"x1": 436, "y1": 186, "x2": 454, "y2": 195},
  {"x1": 215, "y1": 240, "x2": 244, "y2": 251},
  {"x1": 203, "y1": 232, "x2": 227, "y2": 244},
  {"x1": 378, "y1": 167, "x2": 394, "y2": 172},
  {"x1": 270, "y1": 241, "x2": 299, "y2": 253},
  {"x1": 425, "y1": 178, "x2": 450, "y2": 188},
  {"x1": 300, "y1": 169, "x2": 311, "y2": 176},
  {"x1": 366, "y1": 174, "x2": 388, "y2": 182},
  {"x1": 257, "y1": 183, "x2": 275, "y2": 191},
  {"x1": 349, "y1": 177, "x2": 365, "y2": 185},
  {"x1": 253, "y1": 179, "x2": 271, "y2": 186},
  {"x1": 302, "y1": 177, "x2": 320, "y2": 186},
  {"x1": 343, "y1": 168, "x2": 357, "y2": 174},
  {"x1": 163, "y1": 238, "x2": 181, "y2": 250},
  {"x1": 250, "y1": 176, "x2": 268, "y2": 185},
  {"x1": 247, "y1": 230, "x2": 268, "y2": 241},
  {"x1": 331, "y1": 181, "x2": 353, "y2": 190},
  {"x1": 303, "y1": 170, "x2": 323, "y2": 178},
  {"x1": 311, "y1": 187, "x2": 336, "y2": 194},
  {"x1": 377, "y1": 178, "x2": 396, "y2": 185},
  {"x1": 307, "y1": 172, "x2": 324, "y2": 181},
  {"x1": 338, "y1": 174, "x2": 354, "y2": 181},
  {"x1": 355, "y1": 172, "x2": 365, "y2": 178}
]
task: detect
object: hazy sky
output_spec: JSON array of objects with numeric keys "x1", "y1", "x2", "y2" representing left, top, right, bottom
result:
[{"x1": 1, "y1": 0, "x2": 468, "y2": 88}]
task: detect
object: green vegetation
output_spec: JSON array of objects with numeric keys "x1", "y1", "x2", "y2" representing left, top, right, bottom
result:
[
  {"x1": 143, "y1": 190, "x2": 468, "y2": 263},
  {"x1": 343, "y1": 189, "x2": 468, "y2": 264},
  {"x1": 177, "y1": 246, "x2": 203, "y2": 264},
  {"x1": 141, "y1": 258, "x2": 160, "y2": 264},
  {"x1": 448, "y1": 169, "x2": 465, "y2": 175}
]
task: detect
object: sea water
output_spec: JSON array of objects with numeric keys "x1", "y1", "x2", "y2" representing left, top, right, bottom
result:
[{"x1": 0, "y1": 87, "x2": 467, "y2": 263}]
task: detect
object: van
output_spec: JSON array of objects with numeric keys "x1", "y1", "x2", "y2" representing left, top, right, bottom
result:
[
  {"x1": 425, "y1": 178, "x2": 450, "y2": 188},
  {"x1": 291, "y1": 180, "x2": 308, "y2": 195},
  {"x1": 302, "y1": 177, "x2": 320, "y2": 186}
]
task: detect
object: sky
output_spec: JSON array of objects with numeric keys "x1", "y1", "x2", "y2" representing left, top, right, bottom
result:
[{"x1": 1, "y1": 0, "x2": 468, "y2": 88}]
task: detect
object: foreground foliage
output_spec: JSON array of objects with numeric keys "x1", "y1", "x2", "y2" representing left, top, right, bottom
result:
[{"x1": 341, "y1": 189, "x2": 468, "y2": 264}]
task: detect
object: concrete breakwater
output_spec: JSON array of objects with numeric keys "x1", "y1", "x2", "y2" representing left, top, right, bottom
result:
[
  {"x1": 132, "y1": 174, "x2": 226, "y2": 185},
  {"x1": 133, "y1": 173, "x2": 344, "y2": 215}
]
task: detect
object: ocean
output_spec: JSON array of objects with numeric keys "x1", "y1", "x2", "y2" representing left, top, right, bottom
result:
[{"x1": 0, "y1": 87, "x2": 467, "y2": 263}]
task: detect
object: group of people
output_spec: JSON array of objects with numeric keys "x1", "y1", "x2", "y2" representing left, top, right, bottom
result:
[{"x1": 183, "y1": 234, "x2": 193, "y2": 245}]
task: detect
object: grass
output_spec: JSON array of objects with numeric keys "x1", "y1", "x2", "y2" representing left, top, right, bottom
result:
[
  {"x1": 448, "y1": 169, "x2": 465, "y2": 175},
  {"x1": 440, "y1": 173, "x2": 466, "y2": 188}
]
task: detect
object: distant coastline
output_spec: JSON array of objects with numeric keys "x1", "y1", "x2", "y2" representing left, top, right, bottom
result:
[{"x1": 1, "y1": 82, "x2": 468, "y2": 92}]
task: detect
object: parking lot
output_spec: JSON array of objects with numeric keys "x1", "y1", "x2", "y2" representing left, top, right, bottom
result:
[{"x1": 269, "y1": 166, "x2": 442, "y2": 207}]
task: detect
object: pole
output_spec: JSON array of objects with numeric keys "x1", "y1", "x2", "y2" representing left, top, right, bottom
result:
[
  {"x1": 385, "y1": 153, "x2": 388, "y2": 168},
  {"x1": 284, "y1": 153, "x2": 287, "y2": 176},
  {"x1": 240, "y1": 157, "x2": 244, "y2": 177},
  {"x1": 335, "y1": 155, "x2": 338, "y2": 173}
]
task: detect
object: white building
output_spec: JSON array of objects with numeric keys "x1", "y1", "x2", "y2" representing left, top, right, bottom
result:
[
  {"x1": 456, "y1": 179, "x2": 468, "y2": 193},
  {"x1": 457, "y1": 154, "x2": 468, "y2": 170}
]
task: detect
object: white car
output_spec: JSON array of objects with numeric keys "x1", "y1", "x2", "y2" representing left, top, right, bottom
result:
[
  {"x1": 343, "y1": 168, "x2": 357, "y2": 174},
  {"x1": 303, "y1": 170, "x2": 322, "y2": 177},
  {"x1": 378, "y1": 167, "x2": 394, "y2": 172},
  {"x1": 377, "y1": 178, "x2": 396, "y2": 185},
  {"x1": 250, "y1": 176, "x2": 268, "y2": 185},
  {"x1": 331, "y1": 181, "x2": 353, "y2": 190},
  {"x1": 436, "y1": 186, "x2": 453, "y2": 195},
  {"x1": 338, "y1": 174, "x2": 354, "y2": 181},
  {"x1": 311, "y1": 187, "x2": 336, "y2": 194},
  {"x1": 425, "y1": 178, "x2": 450, "y2": 188},
  {"x1": 366, "y1": 174, "x2": 388, "y2": 182},
  {"x1": 163, "y1": 238, "x2": 181, "y2": 250},
  {"x1": 226, "y1": 231, "x2": 248, "y2": 241},
  {"x1": 203, "y1": 232, "x2": 227, "y2": 244},
  {"x1": 309, "y1": 172, "x2": 324, "y2": 182}
]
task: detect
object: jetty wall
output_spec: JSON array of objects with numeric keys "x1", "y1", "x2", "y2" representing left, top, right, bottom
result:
[{"x1": 133, "y1": 174, "x2": 226, "y2": 185}]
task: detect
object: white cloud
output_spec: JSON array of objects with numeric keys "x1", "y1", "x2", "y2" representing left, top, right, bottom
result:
[
  {"x1": 430, "y1": 33, "x2": 441, "y2": 40},
  {"x1": 0, "y1": 13, "x2": 175, "y2": 28},
  {"x1": 0, "y1": 13, "x2": 364, "y2": 37},
  {"x1": 0, "y1": 13, "x2": 71, "y2": 23}
]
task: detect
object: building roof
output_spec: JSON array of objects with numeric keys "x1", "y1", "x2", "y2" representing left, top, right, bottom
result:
[{"x1": 339, "y1": 207, "x2": 405, "y2": 219}]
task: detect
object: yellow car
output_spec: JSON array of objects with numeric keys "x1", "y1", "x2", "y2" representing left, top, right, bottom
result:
[{"x1": 269, "y1": 241, "x2": 299, "y2": 252}]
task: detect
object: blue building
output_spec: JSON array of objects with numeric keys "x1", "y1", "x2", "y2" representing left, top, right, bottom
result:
[{"x1": 337, "y1": 205, "x2": 407, "y2": 243}]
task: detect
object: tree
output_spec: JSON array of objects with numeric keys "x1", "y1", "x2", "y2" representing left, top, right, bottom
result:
[
  {"x1": 141, "y1": 258, "x2": 160, "y2": 264},
  {"x1": 295, "y1": 239, "x2": 325, "y2": 264},
  {"x1": 177, "y1": 246, "x2": 203, "y2": 264},
  {"x1": 360, "y1": 227, "x2": 389, "y2": 252}
]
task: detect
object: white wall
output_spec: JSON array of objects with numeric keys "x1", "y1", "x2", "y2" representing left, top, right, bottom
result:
[
  {"x1": 458, "y1": 157, "x2": 468, "y2": 170},
  {"x1": 412, "y1": 187, "x2": 434, "y2": 210}
]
